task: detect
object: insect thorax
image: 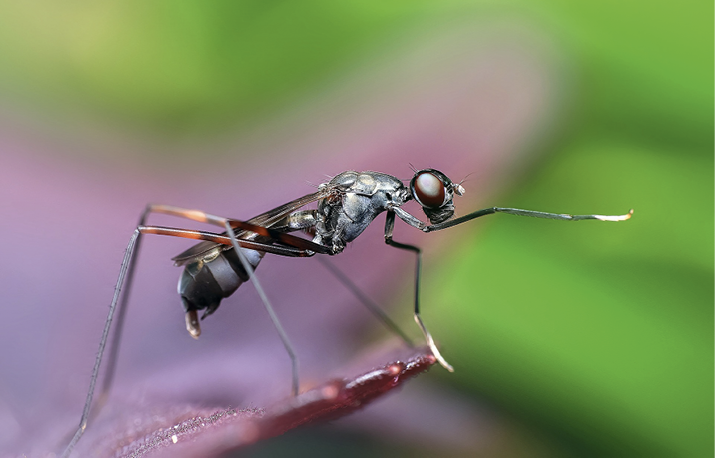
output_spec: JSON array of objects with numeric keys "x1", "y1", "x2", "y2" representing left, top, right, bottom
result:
[{"x1": 314, "y1": 171, "x2": 409, "y2": 253}]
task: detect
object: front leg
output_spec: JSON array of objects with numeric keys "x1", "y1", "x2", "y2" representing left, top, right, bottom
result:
[
  {"x1": 390, "y1": 204, "x2": 633, "y2": 233},
  {"x1": 425, "y1": 206, "x2": 633, "y2": 232},
  {"x1": 384, "y1": 211, "x2": 454, "y2": 372}
]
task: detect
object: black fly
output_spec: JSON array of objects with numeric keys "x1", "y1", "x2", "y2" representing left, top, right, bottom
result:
[{"x1": 61, "y1": 168, "x2": 632, "y2": 456}]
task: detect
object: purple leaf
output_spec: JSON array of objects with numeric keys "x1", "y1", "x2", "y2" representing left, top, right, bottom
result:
[{"x1": 74, "y1": 350, "x2": 435, "y2": 457}]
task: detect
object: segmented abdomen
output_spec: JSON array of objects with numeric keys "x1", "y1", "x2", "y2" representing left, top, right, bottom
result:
[{"x1": 177, "y1": 247, "x2": 262, "y2": 319}]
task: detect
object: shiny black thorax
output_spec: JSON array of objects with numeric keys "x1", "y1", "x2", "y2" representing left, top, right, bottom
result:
[{"x1": 314, "y1": 171, "x2": 411, "y2": 253}]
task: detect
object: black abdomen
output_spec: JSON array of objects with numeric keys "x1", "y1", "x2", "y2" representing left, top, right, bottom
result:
[{"x1": 178, "y1": 247, "x2": 262, "y2": 319}]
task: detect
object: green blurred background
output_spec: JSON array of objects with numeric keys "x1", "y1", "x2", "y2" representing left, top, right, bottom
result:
[{"x1": 0, "y1": 1, "x2": 711, "y2": 457}]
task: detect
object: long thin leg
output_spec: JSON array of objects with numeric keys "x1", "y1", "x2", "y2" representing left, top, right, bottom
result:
[
  {"x1": 224, "y1": 222, "x2": 300, "y2": 396},
  {"x1": 61, "y1": 229, "x2": 140, "y2": 458},
  {"x1": 314, "y1": 256, "x2": 414, "y2": 347},
  {"x1": 61, "y1": 224, "x2": 314, "y2": 457},
  {"x1": 427, "y1": 207, "x2": 633, "y2": 231},
  {"x1": 391, "y1": 205, "x2": 633, "y2": 232},
  {"x1": 384, "y1": 211, "x2": 454, "y2": 372},
  {"x1": 96, "y1": 207, "x2": 152, "y2": 424}
]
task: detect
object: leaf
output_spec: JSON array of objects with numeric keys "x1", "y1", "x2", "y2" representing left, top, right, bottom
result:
[{"x1": 72, "y1": 349, "x2": 435, "y2": 457}]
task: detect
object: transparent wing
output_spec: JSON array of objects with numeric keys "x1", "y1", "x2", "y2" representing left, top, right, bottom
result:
[{"x1": 172, "y1": 189, "x2": 329, "y2": 265}]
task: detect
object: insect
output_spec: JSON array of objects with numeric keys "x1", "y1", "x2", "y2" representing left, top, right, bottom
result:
[{"x1": 61, "y1": 168, "x2": 632, "y2": 456}]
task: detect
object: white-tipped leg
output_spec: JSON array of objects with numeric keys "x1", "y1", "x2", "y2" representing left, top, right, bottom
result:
[
  {"x1": 493, "y1": 207, "x2": 634, "y2": 222},
  {"x1": 585, "y1": 208, "x2": 634, "y2": 222},
  {"x1": 415, "y1": 314, "x2": 454, "y2": 372},
  {"x1": 383, "y1": 210, "x2": 454, "y2": 372},
  {"x1": 423, "y1": 207, "x2": 634, "y2": 232}
]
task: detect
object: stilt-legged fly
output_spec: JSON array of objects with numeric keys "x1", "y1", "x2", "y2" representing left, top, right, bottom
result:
[{"x1": 61, "y1": 168, "x2": 632, "y2": 456}]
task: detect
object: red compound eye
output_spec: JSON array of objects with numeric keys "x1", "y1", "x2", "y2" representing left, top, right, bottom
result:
[{"x1": 412, "y1": 171, "x2": 446, "y2": 208}]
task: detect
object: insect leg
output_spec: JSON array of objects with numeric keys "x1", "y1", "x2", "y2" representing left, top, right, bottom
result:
[
  {"x1": 314, "y1": 256, "x2": 414, "y2": 347},
  {"x1": 424, "y1": 207, "x2": 634, "y2": 232},
  {"x1": 223, "y1": 222, "x2": 300, "y2": 396},
  {"x1": 384, "y1": 211, "x2": 454, "y2": 372},
  {"x1": 391, "y1": 205, "x2": 632, "y2": 233},
  {"x1": 93, "y1": 207, "x2": 149, "y2": 430},
  {"x1": 62, "y1": 227, "x2": 140, "y2": 458}
]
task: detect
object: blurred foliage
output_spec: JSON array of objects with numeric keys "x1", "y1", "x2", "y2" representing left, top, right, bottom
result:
[
  {"x1": 431, "y1": 144, "x2": 712, "y2": 456},
  {"x1": 425, "y1": 2, "x2": 712, "y2": 457},
  {"x1": 0, "y1": 1, "x2": 430, "y2": 137},
  {"x1": 0, "y1": 1, "x2": 711, "y2": 457}
]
